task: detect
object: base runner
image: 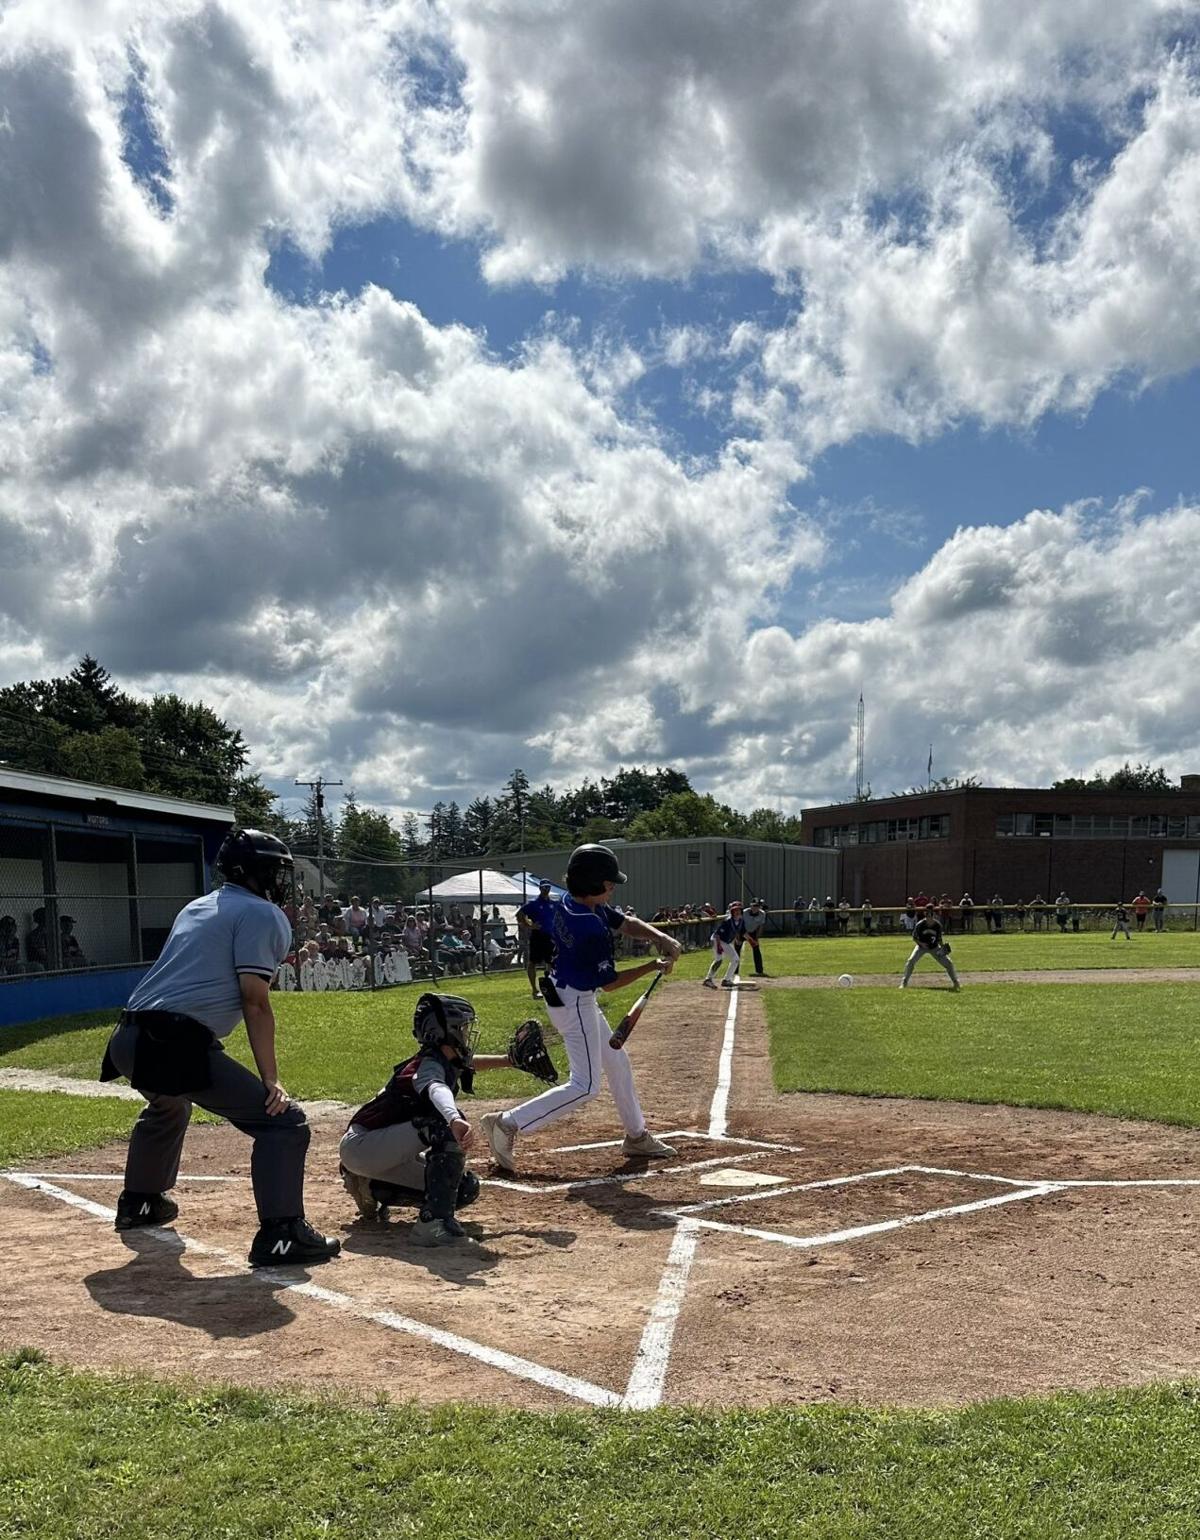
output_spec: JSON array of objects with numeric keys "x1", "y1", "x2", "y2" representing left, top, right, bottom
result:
[{"x1": 481, "y1": 844, "x2": 681, "y2": 1173}]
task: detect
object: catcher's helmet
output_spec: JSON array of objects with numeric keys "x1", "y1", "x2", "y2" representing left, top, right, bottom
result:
[
  {"x1": 565, "y1": 843, "x2": 627, "y2": 895},
  {"x1": 413, "y1": 993, "x2": 477, "y2": 1070},
  {"x1": 215, "y1": 828, "x2": 293, "y2": 902}
]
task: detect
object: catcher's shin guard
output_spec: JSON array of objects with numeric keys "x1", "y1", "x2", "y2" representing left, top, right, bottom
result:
[
  {"x1": 456, "y1": 1169, "x2": 481, "y2": 1210},
  {"x1": 422, "y1": 1138, "x2": 466, "y2": 1222}
]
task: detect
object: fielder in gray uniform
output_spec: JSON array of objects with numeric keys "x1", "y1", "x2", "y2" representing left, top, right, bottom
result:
[
  {"x1": 899, "y1": 909, "x2": 961, "y2": 990},
  {"x1": 99, "y1": 828, "x2": 340, "y2": 1268}
]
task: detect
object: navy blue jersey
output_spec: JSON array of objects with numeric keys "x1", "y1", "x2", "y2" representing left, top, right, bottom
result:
[
  {"x1": 549, "y1": 898, "x2": 625, "y2": 991},
  {"x1": 517, "y1": 895, "x2": 557, "y2": 931},
  {"x1": 711, "y1": 915, "x2": 743, "y2": 945}
]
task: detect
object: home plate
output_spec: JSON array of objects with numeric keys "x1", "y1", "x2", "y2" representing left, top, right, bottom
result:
[{"x1": 698, "y1": 1168, "x2": 789, "y2": 1188}]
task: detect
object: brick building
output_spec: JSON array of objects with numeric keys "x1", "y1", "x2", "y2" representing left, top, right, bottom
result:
[{"x1": 801, "y1": 780, "x2": 1200, "y2": 908}]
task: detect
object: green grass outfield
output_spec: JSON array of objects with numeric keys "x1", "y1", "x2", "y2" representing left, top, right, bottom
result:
[
  {"x1": 4, "y1": 1353, "x2": 1200, "y2": 1540},
  {"x1": 766, "y1": 980, "x2": 1200, "y2": 1124},
  {"x1": 711, "y1": 927, "x2": 1200, "y2": 978}
]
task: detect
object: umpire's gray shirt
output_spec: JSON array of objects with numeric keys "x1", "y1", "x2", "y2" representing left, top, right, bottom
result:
[{"x1": 127, "y1": 884, "x2": 292, "y2": 1037}]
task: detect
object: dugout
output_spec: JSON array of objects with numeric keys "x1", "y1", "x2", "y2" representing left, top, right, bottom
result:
[
  {"x1": 0, "y1": 768, "x2": 234, "y2": 1027},
  {"x1": 492, "y1": 836, "x2": 839, "y2": 923}
]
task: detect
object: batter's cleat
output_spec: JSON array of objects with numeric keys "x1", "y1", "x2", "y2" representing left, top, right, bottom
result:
[
  {"x1": 480, "y1": 1111, "x2": 517, "y2": 1172},
  {"x1": 340, "y1": 1163, "x2": 379, "y2": 1220},
  {"x1": 114, "y1": 1191, "x2": 179, "y2": 1232},
  {"x1": 720, "y1": 979, "x2": 738, "y2": 989},
  {"x1": 622, "y1": 1131, "x2": 676, "y2": 1159},
  {"x1": 248, "y1": 1217, "x2": 341, "y2": 1268},
  {"x1": 411, "y1": 1216, "x2": 473, "y2": 1247},
  {"x1": 701, "y1": 977, "x2": 718, "y2": 989}
]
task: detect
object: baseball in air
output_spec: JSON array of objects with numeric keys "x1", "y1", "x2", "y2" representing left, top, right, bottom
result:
[{"x1": 837, "y1": 973, "x2": 853, "y2": 987}]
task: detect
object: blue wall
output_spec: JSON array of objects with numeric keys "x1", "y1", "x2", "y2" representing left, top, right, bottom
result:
[{"x1": 0, "y1": 966, "x2": 150, "y2": 1028}]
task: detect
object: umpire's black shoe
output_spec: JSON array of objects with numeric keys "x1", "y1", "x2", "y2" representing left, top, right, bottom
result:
[
  {"x1": 114, "y1": 1191, "x2": 179, "y2": 1232},
  {"x1": 248, "y1": 1217, "x2": 341, "y2": 1268}
]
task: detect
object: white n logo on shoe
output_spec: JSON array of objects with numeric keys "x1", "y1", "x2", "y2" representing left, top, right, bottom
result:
[
  {"x1": 139, "y1": 1202, "x2": 151, "y2": 1216},
  {"x1": 270, "y1": 1239, "x2": 292, "y2": 1255}
]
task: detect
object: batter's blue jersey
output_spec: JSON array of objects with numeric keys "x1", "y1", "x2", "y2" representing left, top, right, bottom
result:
[{"x1": 549, "y1": 898, "x2": 625, "y2": 991}]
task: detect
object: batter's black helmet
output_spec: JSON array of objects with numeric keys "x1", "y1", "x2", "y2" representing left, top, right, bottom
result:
[
  {"x1": 565, "y1": 843, "x2": 626, "y2": 895},
  {"x1": 215, "y1": 828, "x2": 294, "y2": 902},
  {"x1": 413, "y1": 993, "x2": 477, "y2": 1077}
]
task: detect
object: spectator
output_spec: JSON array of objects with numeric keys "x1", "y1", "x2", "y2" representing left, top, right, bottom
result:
[
  {"x1": 59, "y1": 915, "x2": 86, "y2": 968},
  {"x1": 823, "y1": 896, "x2": 837, "y2": 936},
  {"x1": 902, "y1": 899, "x2": 917, "y2": 935},
  {"x1": 860, "y1": 897, "x2": 873, "y2": 935},
  {"x1": 1131, "y1": 891, "x2": 1151, "y2": 931},
  {"x1": 27, "y1": 908, "x2": 50, "y2": 968},
  {"x1": 370, "y1": 896, "x2": 388, "y2": 930},
  {"x1": 1153, "y1": 888, "x2": 1168, "y2": 933},
  {"x1": 1054, "y1": 892, "x2": 1071, "y2": 932},
  {"x1": 344, "y1": 896, "x2": 369, "y2": 938},
  {"x1": 959, "y1": 893, "x2": 975, "y2": 932},
  {"x1": 989, "y1": 894, "x2": 1005, "y2": 933},
  {"x1": 793, "y1": 895, "x2": 805, "y2": 934},
  {"x1": 0, "y1": 915, "x2": 21, "y2": 974},
  {"x1": 938, "y1": 894, "x2": 953, "y2": 931},
  {"x1": 299, "y1": 893, "x2": 316, "y2": 926},
  {"x1": 1030, "y1": 894, "x2": 1048, "y2": 931},
  {"x1": 402, "y1": 916, "x2": 424, "y2": 957},
  {"x1": 317, "y1": 894, "x2": 340, "y2": 926},
  {"x1": 702, "y1": 900, "x2": 717, "y2": 918},
  {"x1": 1013, "y1": 897, "x2": 1027, "y2": 931},
  {"x1": 836, "y1": 898, "x2": 851, "y2": 935},
  {"x1": 913, "y1": 890, "x2": 930, "y2": 913}
]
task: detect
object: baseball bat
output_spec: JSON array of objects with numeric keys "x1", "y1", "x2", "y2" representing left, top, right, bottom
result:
[{"x1": 609, "y1": 968, "x2": 665, "y2": 1050}]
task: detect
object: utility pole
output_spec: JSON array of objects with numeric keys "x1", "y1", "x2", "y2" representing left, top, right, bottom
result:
[
  {"x1": 855, "y1": 693, "x2": 865, "y2": 801},
  {"x1": 294, "y1": 776, "x2": 343, "y2": 896}
]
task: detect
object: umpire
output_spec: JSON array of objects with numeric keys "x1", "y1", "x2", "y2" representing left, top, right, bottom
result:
[{"x1": 99, "y1": 829, "x2": 340, "y2": 1268}]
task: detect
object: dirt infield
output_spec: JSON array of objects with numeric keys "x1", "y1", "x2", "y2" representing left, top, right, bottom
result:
[{"x1": 4, "y1": 976, "x2": 1200, "y2": 1409}]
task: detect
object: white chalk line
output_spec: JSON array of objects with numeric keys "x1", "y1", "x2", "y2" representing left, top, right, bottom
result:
[
  {"x1": 621, "y1": 1219, "x2": 701, "y2": 1410},
  {"x1": 668, "y1": 1183, "x2": 1063, "y2": 1252},
  {"x1": 3, "y1": 1172, "x2": 245, "y2": 1183},
  {"x1": 666, "y1": 1164, "x2": 930, "y2": 1217},
  {"x1": 482, "y1": 1150, "x2": 772, "y2": 1195},
  {"x1": 1, "y1": 1173, "x2": 620, "y2": 1409},
  {"x1": 621, "y1": 966, "x2": 744, "y2": 1408},
  {"x1": 706, "y1": 984, "x2": 740, "y2": 1140}
]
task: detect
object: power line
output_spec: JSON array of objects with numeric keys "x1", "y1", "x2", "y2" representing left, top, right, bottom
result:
[{"x1": 294, "y1": 776, "x2": 343, "y2": 896}]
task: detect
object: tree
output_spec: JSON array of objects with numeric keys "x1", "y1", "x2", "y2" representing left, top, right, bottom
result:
[
  {"x1": 400, "y1": 812, "x2": 424, "y2": 862},
  {"x1": 626, "y1": 791, "x2": 737, "y2": 841},
  {"x1": 1052, "y1": 762, "x2": 1173, "y2": 792},
  {"x1": 462, "y1": 797, "x2": 495, "y2": 855},
  {"x1": 338, "y1": 792, "x2": 403, "y2": 897}
]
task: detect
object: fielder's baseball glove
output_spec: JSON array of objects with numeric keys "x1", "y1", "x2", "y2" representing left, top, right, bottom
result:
[
  {"x1": 938, "y1": 940, "x2": 952, "y2": 955},
  {"x1": 508, "y1": 1019, "x2": 558, "y2": 1084}
]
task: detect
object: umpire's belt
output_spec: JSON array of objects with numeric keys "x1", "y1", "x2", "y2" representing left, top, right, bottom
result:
[{"x1": 100, "y1": 1009, "x2": 218, "y2": 1095}]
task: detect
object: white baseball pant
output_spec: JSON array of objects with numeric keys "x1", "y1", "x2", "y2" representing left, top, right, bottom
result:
[
  {"x1": 506, "y1": 982, "x2": 647, "y2": 1137},
  {"x1": 704, "y1": 940, "x2": 740, "y2": 984}
]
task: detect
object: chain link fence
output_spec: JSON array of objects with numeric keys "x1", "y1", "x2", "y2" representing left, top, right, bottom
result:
[{"x1": 0, "y1": 817, "x2": 206, "y2": 980}]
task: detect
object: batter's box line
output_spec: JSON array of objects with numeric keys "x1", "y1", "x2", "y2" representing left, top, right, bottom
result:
[
  {"x1": 481, "y1": 1149, "x2": 781, "y2": 1195},
  {"x1": 1, "y1": 1173, "x2": 622, "y2": 1410}
]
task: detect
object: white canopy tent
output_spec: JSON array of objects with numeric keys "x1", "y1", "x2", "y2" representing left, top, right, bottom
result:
[{"x1": 415, "y1": 869, "x2": 533, "y2": 906}]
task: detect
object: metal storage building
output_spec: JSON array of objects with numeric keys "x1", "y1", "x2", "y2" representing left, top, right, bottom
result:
[{"x1": 491, "y1": 836, "x2": 838, "y2": 921}]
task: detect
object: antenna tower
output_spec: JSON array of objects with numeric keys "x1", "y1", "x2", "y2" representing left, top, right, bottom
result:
[{"x1": 855, "y1": 693, "x2": 865, "y2": 800}]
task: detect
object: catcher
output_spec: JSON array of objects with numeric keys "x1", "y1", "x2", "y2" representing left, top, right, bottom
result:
[
  {"x1": 900, "y1": 907, "x2": 961, "y2": 990},
  {"x1": 338, "y1": 993, "x2": 556, "y2": 1247}
]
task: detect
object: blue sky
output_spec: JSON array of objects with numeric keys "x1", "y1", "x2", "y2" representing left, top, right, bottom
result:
[{"x1": 4, "y1": 1, "x2": 1200, "y2": 818}]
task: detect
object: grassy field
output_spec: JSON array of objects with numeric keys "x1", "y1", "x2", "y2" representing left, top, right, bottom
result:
[
  {"x1": 713, "y1": 927, "x2": 1200, "y2": 978},
  {"x1": 0, "y1": 971, "x2": 563, "y2": 1103},
  {"x1": 4, "y1": 1352, "x2": 1200, "y2": 1540},
  {"x1": 766, "y1": 980, "x2": 1200, "y2": 1125}
]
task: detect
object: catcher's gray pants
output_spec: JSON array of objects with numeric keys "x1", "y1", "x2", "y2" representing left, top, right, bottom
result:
[
  {"x1": 105, "y1": 1017, "x2": 310, "y2": 1222},
  {"x1": 339, "y1": 1121, "x2": 427, "y2": 1189},
  {"x1": 901, "y1": 945, "x2": 960, "y2": 986}
]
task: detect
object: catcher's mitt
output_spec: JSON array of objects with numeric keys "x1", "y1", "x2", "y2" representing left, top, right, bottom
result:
[{"x1": 508, "y1": 1019, "x2": 558, "y2": 1084}]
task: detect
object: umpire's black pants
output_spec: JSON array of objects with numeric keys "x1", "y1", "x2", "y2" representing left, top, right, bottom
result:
[{"x1": 105, "y1": 1018, "x2": 310, "y2": 1222}]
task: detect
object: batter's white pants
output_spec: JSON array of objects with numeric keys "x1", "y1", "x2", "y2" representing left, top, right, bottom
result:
[
  {"x1": 506, "y1": 983, "x2": 647, "y2": 1137},
  {"x1": 901, "y1": 945, "x2": 960, "y2": 986},
  {"x1": 704, "y1": 940, "x2": 740, "y2": 984}
]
